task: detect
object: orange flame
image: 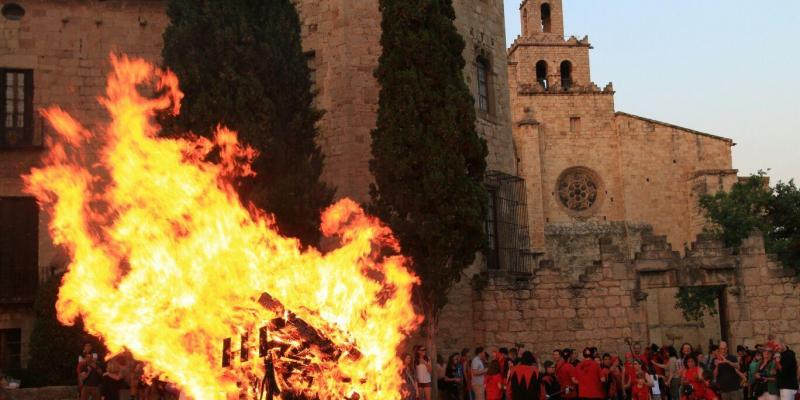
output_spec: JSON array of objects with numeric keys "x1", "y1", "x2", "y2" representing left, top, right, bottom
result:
[{"x1": 24, "y1": 55, "x2": 421, "y2": 399}]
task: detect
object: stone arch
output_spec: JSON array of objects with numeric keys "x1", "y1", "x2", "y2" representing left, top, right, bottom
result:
[
  {"x1": 535, "y1": 60, "x2": 548, "y2": 90},
  {"x1": 560, "y1": 60, "x2": 573, "y2": 90},
  {"x1": 541, "y1": 3, "x2": 552, "y2": 33}
]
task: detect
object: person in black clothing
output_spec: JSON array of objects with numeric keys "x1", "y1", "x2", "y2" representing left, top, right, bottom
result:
[
  {"x1": 542, "y1": 360, "x2": 562, "y2": 400},
  {"x1": 712, "y1": 341, "x2": 746, "y2": 400},
  {"x1": 509, "y1": 351, "x2": 540, "y2": 400},
  {"x1": 443, "y1": 353, "x2": 463, "y2": 400},
  {"x1": 79, "y1": 357, "x2": 103, "y2": 400},
  {"x1": 775, "y1": 342, "x2": 798, "y2": 400},
  {"x1": 101, "y1": 362, "x2": 130, "y2": 400}
]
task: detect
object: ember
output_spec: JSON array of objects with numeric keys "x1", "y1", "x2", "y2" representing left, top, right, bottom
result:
[{"x1": 24, "y1": 55, "x2": 421, "y2": 400}]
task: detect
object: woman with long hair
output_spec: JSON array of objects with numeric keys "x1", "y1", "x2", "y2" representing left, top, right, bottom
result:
[
  {"x1": 402, "y1": 352, "x2": 418, "y2": 400},
  {"x1": 415, "y1": 346, "x2": 433, "y2": 400},
  {"x1": 755, "y1": 349, "x2": 778, "y2": 400},
  {"x1": 443, "y1": 353, "x2": 464, "y2": 400},
  {"x1": 681, "y1": 355, "x2": 704, "y2": 400}
]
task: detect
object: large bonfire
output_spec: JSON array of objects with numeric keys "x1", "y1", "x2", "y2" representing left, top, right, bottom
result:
[{"x1": 23, "y1": 55, "x2": 421, "y2": 400}]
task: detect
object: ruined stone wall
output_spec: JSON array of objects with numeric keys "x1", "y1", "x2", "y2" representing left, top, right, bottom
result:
[
  {"x1": 456, "y1": 228, "x2": 800, "y2": 358},
  {"x1": 616, "y1": 112, "x2": 736, "y2": 253}
]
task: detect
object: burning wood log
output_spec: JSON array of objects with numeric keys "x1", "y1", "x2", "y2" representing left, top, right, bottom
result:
[{"x1": 223, "y1": 293, "x2": 363, "y2": 399}]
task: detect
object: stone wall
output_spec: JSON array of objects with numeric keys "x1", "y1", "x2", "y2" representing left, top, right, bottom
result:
[
  {"x1": 437, "y1": 226, "x2": 800, "y2": 358},
  {"x1": 0, "y1": 386, "x2": 75, "y2": 400},
  {"x1": 616, "y1": 112, "x2": 736, "y2": 253},
  {"x1": 0, "y1": 0, "x2": 168, "y2": 368},
  {"x1": 297, "y1": 0, "x2": 518, "y2": 203}
]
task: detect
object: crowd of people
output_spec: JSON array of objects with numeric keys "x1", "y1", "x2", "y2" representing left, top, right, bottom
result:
[
  {"x1": 402, "y1": 337, "x2": 800, "y2": 400},
  {"x1": 75, "y1": 343, "x2": 178, "y2": 400}
]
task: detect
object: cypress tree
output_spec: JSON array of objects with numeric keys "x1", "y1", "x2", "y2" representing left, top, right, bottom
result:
[
  {"x1": 27, "y1": 274, "x2": 105, "y2": 386},
  {"x1": 370, "y1": 0, "x2": 489, "y2": 385},
  {"x1": 161, "y1": 0, "x2": 333, "y2": 246}
]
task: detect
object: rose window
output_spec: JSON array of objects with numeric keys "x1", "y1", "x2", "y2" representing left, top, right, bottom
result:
[{"x1": 557, "y1": 168, "x2": 600, "y2": 212}]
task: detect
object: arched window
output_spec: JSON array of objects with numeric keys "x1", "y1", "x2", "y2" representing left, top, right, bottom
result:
[
  {"x1": 560, "y1": 60, "x2": 573, "y2": 89},
  {"x1": 535, "y1": 60, "x2": 548, "y2": 90},
  {"x1": 540, "y1": 3, "x2": 552, "y2": 33},
  {"x1": 476, "y1": 57, "x2": 491, "y2": 113}
]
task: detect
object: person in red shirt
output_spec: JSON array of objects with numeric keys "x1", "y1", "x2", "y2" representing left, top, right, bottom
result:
[
  {"x1": 555, "y1": 349, "x2": 578, "y2": 399},
  {"x1": 624, "y1": 353, "x2": 639, "y2": 399},
  {"x1": 681, "y1": 355, "x2": 705, "y2": 400},
  {"x1": 485, "y1": 360, "x2": 504, "y2": 400},
  {"x1": 632, "y1": 372, "x2": 653, "y2": 400},
  {"x1": 576, "y1": 348, "x2": 605, "y2": 400}
]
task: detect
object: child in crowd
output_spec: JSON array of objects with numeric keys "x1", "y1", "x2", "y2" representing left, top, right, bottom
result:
[{"x1": 633, "y1": 372, "x2": 652, "y2": 400}]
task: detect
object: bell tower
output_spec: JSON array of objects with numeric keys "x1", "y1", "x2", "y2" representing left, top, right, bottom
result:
[
  {"x1": 520, "y1": 0, "x2": 564, "y2": 37},
  {"x1": 508, "y1": 0, "x2": 621, "y2": 250}
]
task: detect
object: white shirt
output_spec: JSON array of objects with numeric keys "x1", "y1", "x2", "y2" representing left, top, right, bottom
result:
[
  {"x1": 471, "y1": 356, "x2": 486, "y2": 385},
  {"x1": 416, "y1": 363, "x2": 432, "y2": 384}
]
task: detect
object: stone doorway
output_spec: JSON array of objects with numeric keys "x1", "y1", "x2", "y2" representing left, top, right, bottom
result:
[{"x1": 644, "y1": 286, "x2": 726, "y2": 352}]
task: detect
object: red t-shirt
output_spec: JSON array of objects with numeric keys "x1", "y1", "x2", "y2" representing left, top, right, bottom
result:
[
  {"x1": 632, "y1": 384, "x2": 651, "y2": 400},
  {"x1": 576, "y1": 360, "x2": 605, "y2": 399},
  {"x1": 682, "y1": 367, "x2": 705, "y2": 400},
  {"x1": 485, "y1": 374, "x2": 504, "y2": 400},
  {"x1": 556, "y1": 361, "x2": 577, "y2": 398},
  {"x1": 624, "y1": 362, "x2": 637, "y2": 386}
]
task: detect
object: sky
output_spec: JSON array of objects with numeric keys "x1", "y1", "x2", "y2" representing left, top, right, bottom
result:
[{"x1": 503, "y1": 1, "x2": 800, "y2": 183}]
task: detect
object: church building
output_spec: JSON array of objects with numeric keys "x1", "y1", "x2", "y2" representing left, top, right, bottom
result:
[{"x1": 0, "y1": 0, "x2": 797, "y2": 370}]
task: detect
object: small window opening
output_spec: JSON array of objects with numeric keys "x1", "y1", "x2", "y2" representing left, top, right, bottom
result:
[
  {"x1": 570, "y1": 117, "x2": 581, "y2": 133},
  {"x1": 535, "y1": 60, "x2": 548, "y2": 90},
  {"x1": 476, "y1": 57, "x2": 491, "y2": 114},
  {"x1": 560, "y1": 60, "x2": 573, "y2": 90},
  {"x1": 1, "y1": 4, "x2": 25, "y2": 20},
  {"x1": 540, "y1": 3, "x2": 552, "y2": 33}
]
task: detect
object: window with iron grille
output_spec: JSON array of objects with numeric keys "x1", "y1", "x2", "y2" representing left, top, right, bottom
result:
[
  {"x1": 0, "y1": 328, "x2": 22, "y2": 371},
  {"x1": 1, "y1": 69, "x2": 34, "y2": 148},
  {"x1": 483, "y1": 171, "x2": 533, "y2": 274},
  {"x1": 476, "y1": 58, "x2": 490, "y2": 114},
  {"x1": 485, "y1": 190, "x2": 499, "y2": 270},
  {"x1": 0, "y1": 197, "x2": 38, "y2": 303}
]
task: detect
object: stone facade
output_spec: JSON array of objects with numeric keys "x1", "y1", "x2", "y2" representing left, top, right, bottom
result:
[
  {"x1": 432, "y1": 0, "x2": 796, "y2": 358},
  {"x1": 0, "y1": 0, "x2": 794, "y2": 372},
  {"x1": 296, "y1": 0, "x2": 517, "y2": 203}
]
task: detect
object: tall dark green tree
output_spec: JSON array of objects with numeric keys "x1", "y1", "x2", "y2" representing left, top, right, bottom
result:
[
  {"x1": 161, "y1": 0, "x2": 333, "y2": 246},
  {"x1": 27, "y1": 274, "x2": 105, "y2": 387},
  {"x1": 370, "y1": 0, "x2": 489, "y2": 387}
]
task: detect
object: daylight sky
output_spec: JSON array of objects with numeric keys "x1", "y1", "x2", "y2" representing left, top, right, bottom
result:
[{"x1": 503, "y1": 1, "x2": 799, "y2": 183}]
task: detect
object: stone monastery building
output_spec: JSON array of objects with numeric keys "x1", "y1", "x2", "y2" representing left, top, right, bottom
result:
[{"x1": 0, "y1": 0, "x2": 797, "y2": 370}]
